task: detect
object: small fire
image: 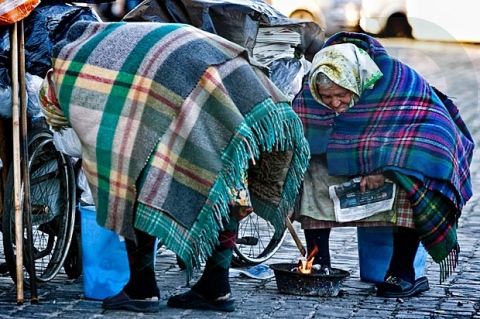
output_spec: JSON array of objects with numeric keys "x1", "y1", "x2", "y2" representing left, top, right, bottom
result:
[{"x1": 298, "y1": 245, "x2": 318, "y2": 274}]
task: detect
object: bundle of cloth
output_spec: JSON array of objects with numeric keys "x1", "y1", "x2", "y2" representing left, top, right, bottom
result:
[
  {"x1": 41, "y1": 21, "x2": 310, "y2": 276},
  {"x1": 293, "y1": 31, "x2": 475, "y2": 281}
]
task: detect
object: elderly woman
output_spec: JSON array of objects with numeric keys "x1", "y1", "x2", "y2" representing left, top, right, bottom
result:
[
  {"x1": 40, "y1": 21, "x2": 309, "y2": 312},
  {"x1": 292, "y1": 32, "x2": 474, "y2": 298}
]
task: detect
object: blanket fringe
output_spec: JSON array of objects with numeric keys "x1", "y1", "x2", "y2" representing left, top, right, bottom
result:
[
  {"x1": 246, "y1": 104, "x2": 310, "y2": 234},
  {"x1": 439, "y1": 242, "x2": 460, "y2": 284}
]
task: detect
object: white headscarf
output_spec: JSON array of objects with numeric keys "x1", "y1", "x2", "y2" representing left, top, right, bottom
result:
[{"x1": 308, "y1": 43, "x2": 383, "y2": 110}]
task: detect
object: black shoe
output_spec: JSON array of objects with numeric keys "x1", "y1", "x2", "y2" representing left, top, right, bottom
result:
[
  {"x1": 376, "y1": 276, "x2": 429, "y2": 298},
  {"x1": 167, "y1": 290, "x2": 235, "y2": 312},
  {"x1": 102, "y1": 290, "x2": 160, "y2": 313}
]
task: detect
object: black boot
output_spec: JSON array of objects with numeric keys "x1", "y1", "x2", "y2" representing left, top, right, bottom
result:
[
  {"x1": 304, "y1": 228, "x2": 332, "y2": 267},
  {"x1": 123, "y1": 266, "x2": 160, "y2": 300},
  {"x1": 191, "y1": 258, "x2": 231, "y2": 300},
  {"x1": 385, "y1": 226, "x2": 420, "y2": 283},
  {"x1": 102, "y1": 231, "x2": 159, "y2": 312},
  {"x1": 376, "y1": 227, "x2": 429, "y2": 298},
  {"x1": 168, "y1": 224, "x2": 237, "y2": 312}
]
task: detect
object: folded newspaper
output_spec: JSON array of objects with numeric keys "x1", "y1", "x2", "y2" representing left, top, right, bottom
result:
[{"x1": 328, "y1": 177, "x2": 396, "y2": 222}]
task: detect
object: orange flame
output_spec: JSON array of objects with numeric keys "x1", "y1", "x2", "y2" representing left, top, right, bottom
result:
[{"x1": 298, "y1": 244, "x2": 318, "y2": 274}]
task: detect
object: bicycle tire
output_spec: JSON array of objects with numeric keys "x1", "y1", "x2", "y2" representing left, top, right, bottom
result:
[
  {"x1": 231, "y1": 212, "x2": 288, "y2": 267},
  {"x1": 63, "y1": 160, "x2": 84, "y2": 279},
  {"x1": 2, "y1": 118, "x2": 76, "y2": 283},
  {"x1": 63, "y1": 225, "x2": 82, "y2": 279}
]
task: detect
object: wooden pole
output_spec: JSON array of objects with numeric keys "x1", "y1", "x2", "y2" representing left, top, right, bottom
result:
[
  {"x1": 285, "y1": 217, "x2": 306, "y2": 257},
  {"x1": 18, "y1": 20, "x2": 38, "y2": 303},
  {"x1": 10, "y1": 21, "x2": 24, "y2": 305}
]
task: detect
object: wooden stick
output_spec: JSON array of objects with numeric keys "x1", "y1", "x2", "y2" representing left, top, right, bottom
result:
[
  {"x1": 18, "y1": 20, "x2": 38, "y2": 303},
  {"x1": 10, "y1": 22, "x2": 24, "y2": 305},
  {"x1": 285, "y1": 217, "x2": 306, "y2": 257}
]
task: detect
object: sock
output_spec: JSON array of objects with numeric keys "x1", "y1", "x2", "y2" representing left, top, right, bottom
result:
[
  {"x1": 123, "y1": 229, "x2": 160, "y2": 299},
  {"x1": 304, "y1": 228, "x2": 331, "y2": 267},
  {"x1": 192, "y1": 217, "x2": 238, "y2": 301},
  {"x1": 385, "y1": 226, "x2": 420, "y2": 284}
]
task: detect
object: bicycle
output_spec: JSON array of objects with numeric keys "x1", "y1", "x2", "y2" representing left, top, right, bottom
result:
[
  {"x1": 2, "y1": 116, "x2": 81, "y2": 284},
  {"x1": 231, "y1": 212, "x2": 291, "y2": 267}
]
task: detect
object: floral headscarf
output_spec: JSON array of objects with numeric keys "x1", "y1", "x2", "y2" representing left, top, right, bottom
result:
[{"x1": 308, "y1": 43, "x2": 383, "y2": 110}]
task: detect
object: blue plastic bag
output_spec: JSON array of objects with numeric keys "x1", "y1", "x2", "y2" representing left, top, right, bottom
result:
[{"x1": 80, "y1": 205, "x2": 130, "y2": 300}]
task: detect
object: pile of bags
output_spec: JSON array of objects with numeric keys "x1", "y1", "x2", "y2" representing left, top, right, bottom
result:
[{"x1": 0, "y1": 0, "x2": 100, "y2": 118}]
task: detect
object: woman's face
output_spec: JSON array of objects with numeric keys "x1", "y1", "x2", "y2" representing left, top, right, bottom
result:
[{"x1": 317, "y1": 82, "x2": 352, "y2": 113}]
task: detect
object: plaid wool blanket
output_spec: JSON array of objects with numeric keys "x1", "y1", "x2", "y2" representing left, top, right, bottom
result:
[
  {"x1": 50, "y1": 21, "x2": 310, "y2": 273},
  {"x1": 293, "y1": 32, "x2": 475, "y2": 279}
]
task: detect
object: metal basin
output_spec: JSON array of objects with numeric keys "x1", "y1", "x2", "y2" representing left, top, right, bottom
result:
[{"x1": 270, "y1": 263, "x2": 349, "y2": 297}]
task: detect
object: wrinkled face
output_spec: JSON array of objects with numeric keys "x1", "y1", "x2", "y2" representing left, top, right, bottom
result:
[{"x1": 317, "y1": 82, "x2": 353, "y2": 113}]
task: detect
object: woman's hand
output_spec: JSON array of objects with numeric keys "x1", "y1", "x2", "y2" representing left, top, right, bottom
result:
[{"x1": 359, "y1": 174, "x2": 386, "y2": 193}]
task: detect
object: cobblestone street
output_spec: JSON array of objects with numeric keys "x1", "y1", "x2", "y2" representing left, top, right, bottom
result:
[{"x1": 1, "y1": 38, "x2": 479, "y2": 319}]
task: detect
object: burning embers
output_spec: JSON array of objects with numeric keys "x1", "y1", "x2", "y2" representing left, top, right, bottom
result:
[
  {"x1": 298, "y1": 244, "x2": 317, "y2": 274},
  {"x1": 295, "y1": 245, "x2": 331, "y2": 275}
]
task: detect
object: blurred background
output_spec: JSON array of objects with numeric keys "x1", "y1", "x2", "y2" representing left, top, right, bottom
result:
[
  {"x1": 94, "y1": 0, "x2": 480, "y2": 43},
  {"x1": 264, "y1": 0, "x2": 480, "y2": 42}
]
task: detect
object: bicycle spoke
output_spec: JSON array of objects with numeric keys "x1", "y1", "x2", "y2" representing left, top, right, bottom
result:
[{"x1": 232, "y1": 212, "x2": 288, "y2": 266}]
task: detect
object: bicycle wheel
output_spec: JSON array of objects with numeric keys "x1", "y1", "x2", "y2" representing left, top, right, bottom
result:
[
  {"x1": 231, "y1": 212, "x2": 288, "y2": 267},
  {"x1": 63, "y1": 224, "x2": 82, "y2": 279},
  {"x1": 2, "y1": 119, "x2": 76, "y2": 283}
]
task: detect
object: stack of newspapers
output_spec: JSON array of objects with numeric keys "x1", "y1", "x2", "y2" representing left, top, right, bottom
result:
[{"x1": 253, "y1": 26, "x2": 301, "y2": 65}]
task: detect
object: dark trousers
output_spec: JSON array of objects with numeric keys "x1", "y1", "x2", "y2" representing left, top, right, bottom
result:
[{"x1": 386, "y1": 226, "x2": 420, "y2": 283}]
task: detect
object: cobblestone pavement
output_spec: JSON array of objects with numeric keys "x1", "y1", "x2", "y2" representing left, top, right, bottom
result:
[{"x1": 0, "y1": 38, "x2": 479, "y2": 319}]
